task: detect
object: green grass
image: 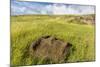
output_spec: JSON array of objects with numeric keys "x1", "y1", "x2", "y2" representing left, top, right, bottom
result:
[{"x1": 11, "y1": 15, "x2": 95, "y2": 66}]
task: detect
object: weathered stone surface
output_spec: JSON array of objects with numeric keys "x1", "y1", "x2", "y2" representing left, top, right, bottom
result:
[{"x1": 29, "y1": 36, "x2": 72, "y2": 63}]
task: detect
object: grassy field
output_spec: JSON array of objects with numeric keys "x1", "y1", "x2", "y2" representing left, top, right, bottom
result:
[{"x1": 11, "y1": 15, "x2": 95, "y2": 66}]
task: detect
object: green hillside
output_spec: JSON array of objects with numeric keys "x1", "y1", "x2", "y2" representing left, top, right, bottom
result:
[{"x1": 11, "y1": 15, "x2": 95, "y2": 66}]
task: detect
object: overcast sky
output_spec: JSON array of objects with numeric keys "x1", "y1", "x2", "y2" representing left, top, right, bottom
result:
[{"x1": 11, "y1": 0, "x2": 95, "y2": 15}]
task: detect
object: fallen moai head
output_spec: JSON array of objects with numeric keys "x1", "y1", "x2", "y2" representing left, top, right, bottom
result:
[{"x1": 29, "y1": 36, "x2": 72, "y2": 63}]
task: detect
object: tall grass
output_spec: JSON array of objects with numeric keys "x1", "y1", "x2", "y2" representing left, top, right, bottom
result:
[{"x1": 11, "y1": 15, "x2": 95, "y2": 66}]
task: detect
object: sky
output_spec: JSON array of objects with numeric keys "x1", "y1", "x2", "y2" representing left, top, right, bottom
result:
[{"x1": 11, "y1": 0, "x2": 95, "y2": 15}]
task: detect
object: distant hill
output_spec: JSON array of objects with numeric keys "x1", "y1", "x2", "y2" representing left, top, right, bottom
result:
[{"x1": 11, "y1": 14, "x2": 95, "y2": 25}]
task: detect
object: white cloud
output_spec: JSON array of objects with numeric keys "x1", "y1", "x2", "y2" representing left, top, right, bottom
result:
[
  {"x1": 52, "y1": 4, "x2": 68, "y2": 15},
  {"x1": 80, "y1": 6, "x2": 95, "y2": 14},
  {"x1": 50, "y1": 4, "x2": 80, "y2": 15},
  {"x1": 39, "y1": 5, "x2": 53, "y2": 14},
  {"x1": 48, "y1": 4, "x2": 95, "y2": 15},
  {"x1": 11, "y1": 1, "x2": 95, "y2": 15},
  {"x1": 45, "y1": 5, "x2": 53, "y2": 12}
]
